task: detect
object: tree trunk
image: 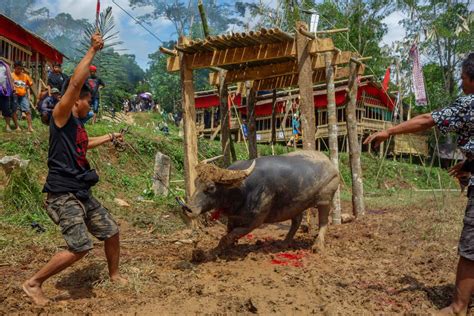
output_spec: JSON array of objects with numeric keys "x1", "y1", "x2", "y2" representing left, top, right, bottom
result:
[
  {"x1": 219, "y1": 70, "x2": 231, "y2": 167},
  {"x1": 325, "y1": 52, "x2": 342, "y2": 225},
  {"x1": 346, "y1": 61, "x2": 365, "y2": 217},
  {"x1": 179, "y1": 36, "x2": 198, "y2": 201},
  {"x1": 247, "y1": 83, "x2": 258, "y2": 159},
  {"x1": 296, "y1": 22, "x2": 316, "y2": 151}
]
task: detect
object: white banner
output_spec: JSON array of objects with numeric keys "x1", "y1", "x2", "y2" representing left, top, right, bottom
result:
[{"x1": 409, "y1": 43, "x2": 428, "y2": 106}]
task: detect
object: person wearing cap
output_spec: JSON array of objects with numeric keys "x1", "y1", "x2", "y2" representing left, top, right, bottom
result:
[
  {"x1": 39, "y1": 88, "x2": 61, "y2": 125},
  {"x1": 11, "y1": 61, "x2": 34, "y2": 132},
  {"x1": 87, "y1": 65, "x2": 105, "y2": 124},
  {"x1": 47, "y1": 62, "x2": 68, "y2": 94}
]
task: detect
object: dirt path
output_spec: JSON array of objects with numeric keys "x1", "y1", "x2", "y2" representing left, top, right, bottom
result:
[{"x1": 1, "y1": 195, "x2": 469, "y2": 315}]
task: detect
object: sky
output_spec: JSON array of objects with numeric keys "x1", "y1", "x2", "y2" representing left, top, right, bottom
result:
[{"x1": 33, "y1": 0, "x2": 410, "y2": 70}]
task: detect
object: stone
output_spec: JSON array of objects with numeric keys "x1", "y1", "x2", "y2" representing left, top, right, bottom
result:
[{"x1": 152, "y1": 152, "x2": 171, "y2": 196}]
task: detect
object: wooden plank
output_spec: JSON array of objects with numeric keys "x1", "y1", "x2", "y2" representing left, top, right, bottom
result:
[
  {"x1": 178, "y1": 36, "x2": 199, "y2": 201},
  {"x1": 296, "y1": 21, "x2": 316, "y2": 151},
  {"x1": 312, "y1": 51, "x2": 353, "y2": 69},
  {"x1": 254, "y1": 65, "x2": 364, "y2": 91},
  {"x1": 209, "y1": 60, "x2": 299, "y2": 85},
  {"x1": 346, "y1": 61, "x2": 365, "y2": 217},
  {"x1": 167, "y1": 40, "x2": 296, "y2": 72},
  {"x1": 308, "y1": 38, "x2": 335, "y2": 54}
]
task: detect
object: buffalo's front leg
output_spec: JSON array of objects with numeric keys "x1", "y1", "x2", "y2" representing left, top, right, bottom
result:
[{"x1": 312, "y1": 203, "x2": 330, "y2": 252}]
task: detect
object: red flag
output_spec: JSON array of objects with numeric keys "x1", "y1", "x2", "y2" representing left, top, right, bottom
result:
[
  {"x1": 96, "y1": 0, "x2": 101, "y2": 31},
  {"x1": 382, "y1": 66, "x2": 390, "y2": 91}
]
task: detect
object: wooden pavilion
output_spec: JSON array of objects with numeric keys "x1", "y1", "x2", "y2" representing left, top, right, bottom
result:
[{"x1": 0, "y1": 13, "x2": 65, "y2": 100}]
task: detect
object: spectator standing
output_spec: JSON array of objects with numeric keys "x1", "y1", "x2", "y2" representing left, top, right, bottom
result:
[
  {"x1": 11, "y1": 61, "x2": 34, "y2": 132},
  {"x1": 87, "y1": 65, "x2": 105, "y2": 124},
  {"x1": 47, "y1": 62, "x2": 68, "y2": 94},
  {"x1": 0, "y1": 60, "x2": 17, "y2": 131}
]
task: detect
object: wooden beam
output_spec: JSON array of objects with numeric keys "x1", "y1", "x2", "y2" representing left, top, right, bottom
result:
[
  {"x1": 325, "y1": 52, "x2": 342, "y2": 225},
  {"x1": 178, "y1": 36, "x2": 199, "y2": 201},
  {"x1": 167, "y1": 41, "x2": 296, "y2": 72},
  {"x1": 208, "y1": 50, "x2": 354, "y2": 85},
  {"x1": 254, "y1": 65, "x2": 364, "y2": 91},
  {"x1": 308, "y1": 38, "x2": 335, "y2": 54},
  {"x1": 296, "y1": 21, "x2": 316, "y2": 151},
  {"x1": 346, "y1": 61, "x2": 365, "y2": 217}
]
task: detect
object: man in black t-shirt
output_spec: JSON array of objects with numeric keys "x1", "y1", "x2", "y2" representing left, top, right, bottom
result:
[
  {"x1": 22, "y1": 33, "x2": 127, "y2": 307},
  {"x1": 47, "y1": 62, "x2": 68, "y2": 94}
]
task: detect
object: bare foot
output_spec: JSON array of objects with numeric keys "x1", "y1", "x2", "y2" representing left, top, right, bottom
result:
[
  {"x1": 22, "y1": 280, "x2": 50, "y2": 306},
  {"x1": 110, "y1": 275, "x2": 128, "y2": 285},
  {"x1": 435, "y1": 305, "x2": 467, "y2": 316},
  {"x1": 15, "y1": 127, "x2": 21, "y2": 132}
]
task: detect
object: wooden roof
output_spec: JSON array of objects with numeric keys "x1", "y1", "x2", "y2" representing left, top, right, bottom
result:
[{"x1": 164, "y1": 27, "x2": 365, "y2": 91}]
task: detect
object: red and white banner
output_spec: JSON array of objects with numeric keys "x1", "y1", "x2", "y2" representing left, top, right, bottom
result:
[{"x1": 409, "y1": 43, "x2": 427, "y2": 106}]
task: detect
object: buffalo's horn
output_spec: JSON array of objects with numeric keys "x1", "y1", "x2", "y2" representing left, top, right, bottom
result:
[{"x1": 195, "y1": 160, "x2": 256, "y2": 184}]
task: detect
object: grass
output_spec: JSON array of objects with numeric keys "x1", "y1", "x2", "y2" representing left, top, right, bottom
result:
[{"x1": 0, "y1": 112, "x2": 458, "y2": 241}]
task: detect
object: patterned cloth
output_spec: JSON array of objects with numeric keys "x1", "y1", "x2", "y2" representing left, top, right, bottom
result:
[{"x1": 431, "y1": 95, "x2": 474, "y2": 186}]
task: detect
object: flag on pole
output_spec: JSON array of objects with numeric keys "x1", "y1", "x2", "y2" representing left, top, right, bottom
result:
[
  {"x1": 382, "y1": 66, "x2": 390, "y2": 91},
  {"x1": 310, "y1": 14, "x2": 319, "y2": 33},
  {"x1": 409, "y1": 42, "x2": 427, "y2": 106},
  {"x1": 96, "y1": 0, "x2": 101, "y2": 32}
]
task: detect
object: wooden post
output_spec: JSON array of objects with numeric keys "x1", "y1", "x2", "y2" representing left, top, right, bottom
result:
[
  {"x1": 219, "y1": 70, "x2": 231, "y2": 166},
  {"x1": 325, "y1": 52, "x2": 342, "y2": 225},
  {"x1": 178, "y1": 36, "x2": 198, "y2": 201},
  {"x1": 346, "y1": 61, "x2": 365, "y2": 217},
  {"x1": 271, "y1": 89, "x2": 277, "y2": 146},
  {"x1": 247, "y1": 81, "x2": 258, "y2": 159},
  {"x1": 296, "y1": 22, "x2": 316, "y2": 150}
]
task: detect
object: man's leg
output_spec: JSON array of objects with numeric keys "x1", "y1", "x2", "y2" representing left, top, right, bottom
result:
[
  {"x1": 104, "y1": 233, "x2": 126, "y2": 283},
  {"x1": 85, "y1": 196, "x2": 127, "y2": 284},
  {"x1": 23, "y1": 250, "x2": 88, "y2": 306},
  {"x1": 440, "y1": 189, "x2": 474, "y2": 315},
  {"x1": 21, "y1": 97, "x2": 34, "y2": 132},
  {"x1": 11, "y1": 96, "x2": 20, "y2": 130},
  {"x1": 438, "y1": 257, "x2": 474, "y2": 315}
]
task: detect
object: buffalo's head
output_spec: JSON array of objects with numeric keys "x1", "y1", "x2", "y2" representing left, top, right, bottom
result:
[{"x1": 183, "y1": 161, "x2": 256, "y2": 218}]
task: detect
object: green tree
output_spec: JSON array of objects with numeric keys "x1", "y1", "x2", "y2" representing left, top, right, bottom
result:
[{"x1": 398, "y1": 0, "x2": 473, "y2": 97}]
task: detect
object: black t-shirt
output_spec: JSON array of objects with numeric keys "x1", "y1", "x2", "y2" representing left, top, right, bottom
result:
[
  {"x1": 87, "y1": 76, "x2": 105, "y2": 100},
  {"x1": 43, "y1": 115, "x2": 98, "y2": 195},
  {"x1": 48, "y1": 72, "x2": 68, "y2": 91}
]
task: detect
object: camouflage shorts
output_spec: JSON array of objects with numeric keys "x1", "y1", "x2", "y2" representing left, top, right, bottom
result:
[{"x1": 45, "y1": 193, "x2": 119, "y2": 253}]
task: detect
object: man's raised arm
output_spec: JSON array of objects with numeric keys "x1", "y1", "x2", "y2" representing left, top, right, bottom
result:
[{"x1": 53, "y1": 33, "x2": 104, "y2": 128}]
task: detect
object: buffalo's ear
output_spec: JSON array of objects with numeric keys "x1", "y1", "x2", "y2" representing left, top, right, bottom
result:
[{"x1": 204, "y1": 182, "x2": 217, "y2": 194}]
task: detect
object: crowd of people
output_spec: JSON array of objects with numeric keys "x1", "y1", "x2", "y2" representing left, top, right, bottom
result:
[{"x1": 0, "y1": 61, "x2": 106, "y2": 131}]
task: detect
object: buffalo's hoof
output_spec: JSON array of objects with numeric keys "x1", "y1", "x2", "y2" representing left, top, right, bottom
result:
[
  {"x1": 191, "y1": 249, "x2": 207, "y2": 263},
  {"x1": 311, "y1": 240, "x2": 325, "y2": 253}
]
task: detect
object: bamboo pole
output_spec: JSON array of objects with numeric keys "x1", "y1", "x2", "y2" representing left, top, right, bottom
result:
[
  {"x1": 198, "y1": 0, "x2": 210, "y2": 37},
  {"x1": 325, "y1": 52, "x2": 342, "y2": 225},
  {"x1": 219, "y1": 70, "x2": 231, "y2": 166},
  {"x1": 296, "y1": 22, "x2": 316, "y2": 151},
  {"x1": 346, "y1": 61, "x2": 365, "y2": 217},
  {"x1": 271, "y1": 89, "x2": 277, "y2": 155},
  {"x1": 247, "y1": 81, "x2": 258, "y2": 159},
  {"x1": 178, "y1": 36, "x2": 198, "y2": 201}
]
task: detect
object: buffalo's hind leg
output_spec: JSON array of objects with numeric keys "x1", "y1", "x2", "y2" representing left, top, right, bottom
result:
[
  {"x1": 281, "y1": 213, "x2": 303, "y2": 247},
  {"x1": 312, "y1": 203, "x2": 330, "y2": 252}
]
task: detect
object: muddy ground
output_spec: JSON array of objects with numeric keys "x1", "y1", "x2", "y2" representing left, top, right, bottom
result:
[{"x1": 0, "y1": 192, "x2": 470, "y2": 315}]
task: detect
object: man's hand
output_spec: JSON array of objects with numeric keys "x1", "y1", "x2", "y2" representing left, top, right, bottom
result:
[
  {"x1": 363, "y1": 130, "x2": 390, "y2": 148},
  {"x1": 91, "y1": 33, "x2": 104, "y2": 52},
  {"x1": 449, "y1": 161, "x2": 470, "y2": 180},
  {"x1": 111, "y1": 132, "x2": 123, "y2": 142}
]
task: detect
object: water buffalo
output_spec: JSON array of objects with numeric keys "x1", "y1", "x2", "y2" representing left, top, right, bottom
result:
[{"x1": 185, "y1": 150, "x2": 339, "y2": 259}]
